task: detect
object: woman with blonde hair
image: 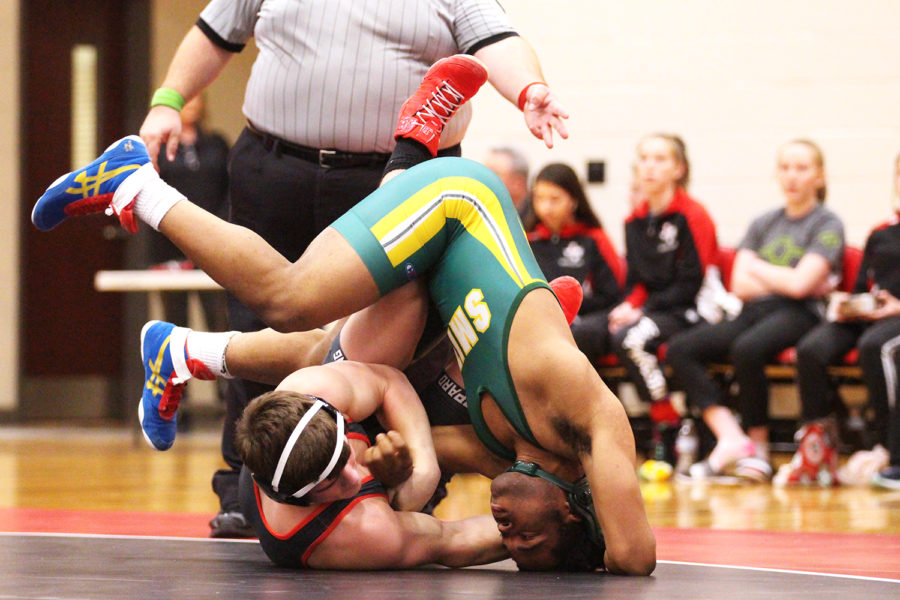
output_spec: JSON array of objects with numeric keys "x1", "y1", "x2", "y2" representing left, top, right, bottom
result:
[
  {"x1": 667, "y1": 139, "x2": 844, "y2": 481},
  {"x1": 608, "y1": 134, "x2": 719, "y2": 465},
  {"x1": 780, "y1": 151, "x2": 900, "y2": 488}
]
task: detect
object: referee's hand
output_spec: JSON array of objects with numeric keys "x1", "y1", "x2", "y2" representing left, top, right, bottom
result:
[
  {"x1": 523, "y1": 83, "x2": 569, "y2": 149},
  {"x1": 140, "y1": 106, "x2": 183, "y2": 171}
]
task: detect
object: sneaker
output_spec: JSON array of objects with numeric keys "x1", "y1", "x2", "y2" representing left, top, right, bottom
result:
[
  {"x1": 680, "y1": 459, "x2": 747, "y2": 486},
  {"x1": 549, "y1": 276, "x2": 583, "y2": 325},
  {"x1": 139, "y1": 321, "x2": 215, "y2": 450},
  {"x1": 772, "y1": 420, "x2": 840, "y2": 487},
  {"x1": 707, "y1": 437, "x2": 756, "y2": 473},
  {"x1": 394, "y1": 55, "x2": 488, "y2": 156},
  {"x1": 872, "y1": 465, "x2": 900, "y2": 491},
  {"x1": 838, "y1": 445, "x2": 889, "y2": 486},
  {"x1": 687, "y1": 460, "x2": 718, "y2": 480},
  {"x1": 734, "y1": 456, "x2": 773, "y2": 483},
  {"x1": 209, "y1": 511, "x2": 256, "y2": 539},
  {"x1": 32, "y1": 135, "x2": 154, "y2": 233}
]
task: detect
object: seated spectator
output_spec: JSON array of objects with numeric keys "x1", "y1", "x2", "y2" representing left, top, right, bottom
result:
[
  {"x1": 527, "y1": 163, "x2": 624, "y2": 360},
  {"x1": 776, "y1": 151, "x2": 900, "y2": 489},
  {"x1": 607, "y1": 134, "x2": 719, "y2": 464},
  {"x1": 483, "y1": 147, "x2": 533, "y2": 227},
  {"x1": 666, "y1": 139, "x2": 844, "y2": 482}
]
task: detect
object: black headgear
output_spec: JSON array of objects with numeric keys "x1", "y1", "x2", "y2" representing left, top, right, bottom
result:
[
  {"x1": 252, "y1": 396, "x2": 346, "y2": 507},
  {"x1": 505, "y1": 460, "x2": 606, "y2": 554}
]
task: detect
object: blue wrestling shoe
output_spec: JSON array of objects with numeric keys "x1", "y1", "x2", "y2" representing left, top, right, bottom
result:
[
  {"x1": 32, "y1": 135, "x2": 152, "y2": 233},
  {"x1": 139, "y1": 321, "x2": 216, "y2": 451}
]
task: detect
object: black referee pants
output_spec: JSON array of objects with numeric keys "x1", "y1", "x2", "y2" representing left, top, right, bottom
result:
[{"x1": 212, "y1": 128, "x2": 386, "y2": 511}]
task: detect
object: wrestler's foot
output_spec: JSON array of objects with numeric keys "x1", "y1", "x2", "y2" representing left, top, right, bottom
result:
[
  {"x1": 394, "y1": 55, "x2": 488, "y2": 156},
  {"x1": 140, "y1": 321, "x2": 215, "y2": 450},
  {"x1": 32, "y1": 135, "x2": 157, "y2": 233},
  {"x1": 549, "y1": 276, "x2": 583, "y2": 325}
]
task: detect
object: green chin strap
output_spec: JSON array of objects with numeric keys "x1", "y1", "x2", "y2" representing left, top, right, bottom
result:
[{"x1": 506, "y1": 460, "x2": 606, "y2": 552}]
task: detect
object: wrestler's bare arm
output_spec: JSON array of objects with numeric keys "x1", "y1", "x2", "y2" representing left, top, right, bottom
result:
[
  {"x1": 276, "y1": 361, "x2": 441, "y2": 511},
  {"x1": 370, "y1": 364, "x2": 444, "y2": 510},
  {"x1": 307, "y1": 500, "x2": 507, "y2": 569},
  {"x1": 583, "y1": 386, "x2": 656, "y2": 575},
  {"x1": 430, "y1": 424, "x2": 512, "y2": 479},
  {"x1": 545, "y1": 350, "x2": 655, "y2": 575},
  {"x1": 510, "y1": 290, "x2": 656, "y2": 574}
]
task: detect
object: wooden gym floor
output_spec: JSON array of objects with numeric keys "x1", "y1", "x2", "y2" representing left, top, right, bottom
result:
[{"x1": 0, "y1": 423, "x2": 898, "y2": 599}]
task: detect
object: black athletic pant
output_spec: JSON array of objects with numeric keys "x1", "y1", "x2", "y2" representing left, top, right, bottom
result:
[
  {"x1": 666, "y1": 296, "x2": 821, "y2": 430},
  {"x1": 611, "y1": 311, "x2": 694, "y2": 404},
  {"x1": 796, "y1": 317, "x2": 900, "y2": 464}
]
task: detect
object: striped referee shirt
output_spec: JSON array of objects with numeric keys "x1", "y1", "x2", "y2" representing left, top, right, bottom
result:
[{"x1": 198, "y1": 0, "x2": 517, "y2": 153}]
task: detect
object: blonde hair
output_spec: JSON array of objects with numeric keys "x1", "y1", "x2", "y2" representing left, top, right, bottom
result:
[
  {"x1": 780, "y1": 139, "x2": 827, "y2": 203},
  {"x1": 638, "y1": 133, "x2": 690, "y2": 188}
]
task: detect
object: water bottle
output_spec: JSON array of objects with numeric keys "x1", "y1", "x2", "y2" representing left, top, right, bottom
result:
[{"x1": 674, "y1": 418, "x2": 698, "y2": 475}]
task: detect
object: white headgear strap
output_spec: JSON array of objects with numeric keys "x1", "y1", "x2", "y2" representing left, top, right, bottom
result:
[{"x1": 270, "y1": 399, "x2": 346, "y2": 499}]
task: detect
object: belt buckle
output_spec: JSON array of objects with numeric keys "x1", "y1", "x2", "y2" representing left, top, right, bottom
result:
[{"x1": 319, "y1": 149, "x2": 337, "y2": 168}]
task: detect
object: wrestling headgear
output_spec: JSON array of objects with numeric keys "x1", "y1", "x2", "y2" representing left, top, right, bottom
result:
[
  {"x1": 252, "y1": 396, "x2": 347, "y2": 507},
  {"x1": 505, "y1": 460, "x2": 606, "y2": 553}
]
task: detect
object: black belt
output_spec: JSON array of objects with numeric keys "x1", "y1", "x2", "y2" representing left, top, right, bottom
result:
[{"x1": 246, "y1": 124, "x2": 391, "y2": 169}]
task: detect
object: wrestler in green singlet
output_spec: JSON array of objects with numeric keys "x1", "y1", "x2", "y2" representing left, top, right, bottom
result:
[{"x1": 332, "y1": 157, "x2": 551, "y2": 459}]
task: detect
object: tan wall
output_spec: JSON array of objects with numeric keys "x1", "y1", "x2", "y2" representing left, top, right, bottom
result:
[
  {"x1": 4, "y1": 2, "x2": 899, "y2": 413},
  {"x1": 152, "y1": 1, "x2": 900, "y2": 249},
  {"x1": 150, "y1": 0, "x2": 257, "y2": 146},
  {"x1": 0, "y1": 0, "x2": 20, "y2": 411},
  {"x1": 466, "y1": 1, "x2": 900, "y2": 251}
]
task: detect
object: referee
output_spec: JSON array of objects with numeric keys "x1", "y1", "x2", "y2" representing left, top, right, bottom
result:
[{"x1": 139, "y1": 0, "x2": 569, "y2": 538}]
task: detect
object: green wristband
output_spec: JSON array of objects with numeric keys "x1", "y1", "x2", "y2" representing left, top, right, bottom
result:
[{"x1": 150, "y1": 87, "x2": 186, "y2": 111}]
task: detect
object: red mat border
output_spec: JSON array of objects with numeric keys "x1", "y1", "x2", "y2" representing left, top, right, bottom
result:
[{"x1": 1, "y1": 507, "x2": 897, "y2": 580}]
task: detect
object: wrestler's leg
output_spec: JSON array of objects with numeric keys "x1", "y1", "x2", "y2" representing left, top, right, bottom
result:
[
  {"x1": 173, "y1": 276, "x2": 427, "y2": 391},
  {"x1": 223, "y1": 325, "x2": 341, "y2": 386},
  {"x1": 157, "y1": 204, "x2": 379, "y2": 332},
  {"x1": 335, "y1": 280, "x2": 428, "y2": 367},
  {"x1": 224, "y1": 279, "x2": 428, "y2": 382}
]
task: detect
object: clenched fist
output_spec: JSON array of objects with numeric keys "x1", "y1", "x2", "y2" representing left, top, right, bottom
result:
[{"x1": 362, "y1": 431, "x2": 414, "y2": 487}]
